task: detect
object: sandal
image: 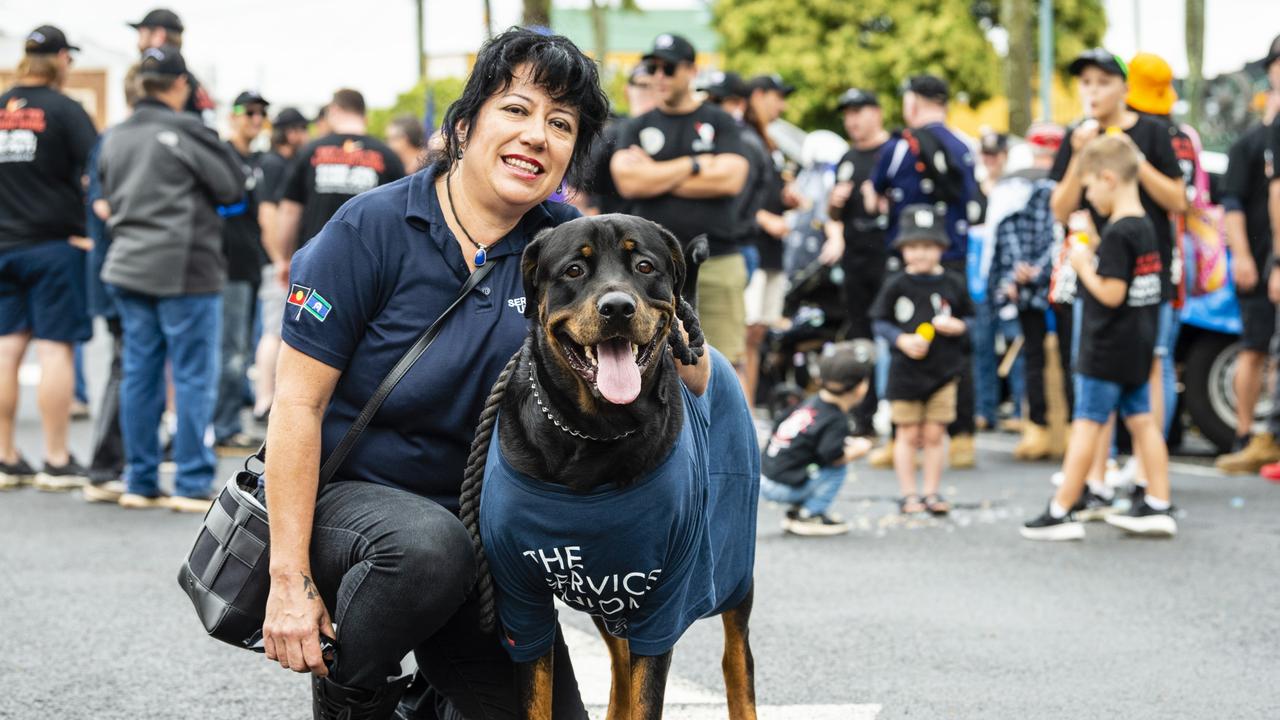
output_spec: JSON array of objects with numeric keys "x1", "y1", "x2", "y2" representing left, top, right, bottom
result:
[
  {"x1": 923, "y1": 493, "x2": 951, "y2": 516},
  {"x1": 898, "y1": 495, "x2": 926, "y2": 514}
]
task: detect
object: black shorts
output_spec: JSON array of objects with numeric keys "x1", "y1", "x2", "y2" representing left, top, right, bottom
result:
[{"x1": 1236, "y1": 291, "x2": 1276, "y2": 352}]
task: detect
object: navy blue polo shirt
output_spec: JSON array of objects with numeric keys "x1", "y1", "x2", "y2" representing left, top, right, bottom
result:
[{"x1": 283, "y1": 164, "x2": 579, "y2": 510}]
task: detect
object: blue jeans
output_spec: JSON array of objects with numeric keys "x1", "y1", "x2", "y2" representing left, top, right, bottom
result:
[
  {"x1": 213, "y1": 281, "x2": 254, "y2": 442},
  {"x1": 114, "y1": 290, "x2": 221, "y2": 498},
  {"x1": 1074, "y1": 373, "x2": 1150, "y2": 424},
  {"x1": 972, "y1": 301, "x2": 1025, "y2": 425},
  {"x1": 1154, "y1": 301, "x2": 1180, "y2": 435},
  {"x1": 760, "y1": 465, "x2": 846, "y2": 515}
]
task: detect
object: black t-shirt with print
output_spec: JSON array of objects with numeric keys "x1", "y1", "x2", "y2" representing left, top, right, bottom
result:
[
  {"x1": 835, "y1": 141, "x2": 890, "y2": 254},
  {"x1": 1224, "y1": 122, "x2": 1274, "y2": 275},
  {"x1": 1077, "y1": 216, "x2": 1162, "y2": 386},
  {"x1": 0, "y1": 85, "x2": 98, "y2": 249},
  {"x1": 1050, "y1": 114, "x2": 1182, "y2": 300},
  {"x1": 282, "y1": 133, "x2": 405, "y2": 248},
  {"x1": 869, "y1": 270, "x2": 973, "y2": 401},
  {"x1": 761, "y1": 395, "x2": 851, "y2": 486},
  {"x1": 221, "y1": 143, "x2": 267, "y2": 284},
  {"x1": 615, "y1": 103, "x2": 748, "y2": 256}
]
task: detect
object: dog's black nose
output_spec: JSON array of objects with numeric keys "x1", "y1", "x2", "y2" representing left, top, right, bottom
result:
[{"x1": 597, "y1": 291, "x2": 636, "y2": 320}]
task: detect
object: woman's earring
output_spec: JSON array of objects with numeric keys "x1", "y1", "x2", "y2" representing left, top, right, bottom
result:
[{"x1": 455, "y1": 145, "x2": 464, "y2": 160}]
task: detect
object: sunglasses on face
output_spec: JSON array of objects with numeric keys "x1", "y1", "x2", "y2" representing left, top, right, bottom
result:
[
  {"x1": 644, "y1": 61, "x2": 681, "y2": 77},
  {"x1": 234, "y1": 106, "x2": 266, "y2": 118}
]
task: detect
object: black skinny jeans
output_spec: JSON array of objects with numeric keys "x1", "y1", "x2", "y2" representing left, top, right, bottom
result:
[
  {"x1": 1018, "y1": 304, "x2": 1075, "y2": 426},
  {"x1": 310, "y1": 480, "x2": 587, "y2": 719}
]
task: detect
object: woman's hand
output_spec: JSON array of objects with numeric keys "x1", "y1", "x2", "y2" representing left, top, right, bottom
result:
[{"x1": 263, "y1": 569, "x2": 335, "y2": 676}]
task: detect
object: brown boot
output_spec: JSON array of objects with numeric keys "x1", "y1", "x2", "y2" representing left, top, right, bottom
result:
[
  {"x1": 869, "y1": 440, "x2": 895, "y2": 469},
  {"x1": 1215, "y1": 433, "x2": 1280, "y2": 474},
  {"x1": 1012, "y1": 423, "x2": 1053, "y2": 461},
  {"x1": 949, "y1": 434, "x2": 976, "y2": 469}
]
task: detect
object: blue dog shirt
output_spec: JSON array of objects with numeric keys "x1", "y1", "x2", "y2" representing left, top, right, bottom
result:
[{"x1": 481, "y1": 348, "x2": 759, "y2": 661}]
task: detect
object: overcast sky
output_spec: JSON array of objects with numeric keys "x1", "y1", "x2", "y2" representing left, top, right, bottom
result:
[{"x1": 1, "y1": 0, "x2": 1276, "y2": 117}]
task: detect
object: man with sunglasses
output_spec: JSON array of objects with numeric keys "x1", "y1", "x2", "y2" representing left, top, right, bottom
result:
[
  {"x1": 611, "y1": 33, "x2": 751, "y2": 371},
  {"x1": 214, "y1": 91, "x2": 271, "y2": 456}
]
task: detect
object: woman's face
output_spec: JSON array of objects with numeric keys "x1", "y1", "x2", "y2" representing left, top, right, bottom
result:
[{"x1": 460, "y1": 64, "x2": 579, "y2": 209}]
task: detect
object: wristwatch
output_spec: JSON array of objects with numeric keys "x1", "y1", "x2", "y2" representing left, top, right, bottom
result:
[{"x1": 690, "y1": 156, "x2": 702, "y2": 176}]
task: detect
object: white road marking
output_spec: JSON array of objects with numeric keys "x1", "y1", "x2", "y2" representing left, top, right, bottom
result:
[{"x1": 559, "y1": 622, "x2": 882, "y2": 719}]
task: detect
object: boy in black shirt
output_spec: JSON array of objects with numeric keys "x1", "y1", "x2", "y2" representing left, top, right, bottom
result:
[
  {"x1": 1024, "y1": 135, "x2": 1176, "y2": 541},
  {"x1": 761, "y1": 341, "x2": 876, "y2": 536},
  {"x1": 870, "y1": 205, "x2": 973, "y2": 516}
]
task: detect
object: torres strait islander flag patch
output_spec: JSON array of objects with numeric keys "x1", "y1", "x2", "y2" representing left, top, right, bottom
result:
[{"x1": 303, "y1": 291, "x2": 333, "y2": 322}]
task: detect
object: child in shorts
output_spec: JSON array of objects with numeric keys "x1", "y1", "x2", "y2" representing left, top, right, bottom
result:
[
  {"x1": 760, "y1": 341, "x2": 876, "y2": 536},
  {"x1": 1022, "y1": 134, "x2": 1176, "y2": 540},
  {"x1": 870, "y1": 205, "x2": 973, "y2": 515}
]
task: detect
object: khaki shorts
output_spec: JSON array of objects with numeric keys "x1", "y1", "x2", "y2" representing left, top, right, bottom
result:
[
  {"x1": 891, "y1": 379, "x2": 959, "y2": 425},
  {"x1": 744, "y1": 268, "x2": 787, "y2": 326},
  {"x1": 696, "y1": 252, "x2": 748, "y2": 364},
  {"x1": 258, "y1": 265, "x2": 287, "y2": 337}
]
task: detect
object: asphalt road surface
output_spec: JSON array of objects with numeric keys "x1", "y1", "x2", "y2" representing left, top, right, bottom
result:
[{"x1": 2, "y1": 340, "x2": 1278, "y2": 719}]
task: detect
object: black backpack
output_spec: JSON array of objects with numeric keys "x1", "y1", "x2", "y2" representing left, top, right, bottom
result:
[{"x1": 893, "y1": 127, "x2": 986, "y2": 225}]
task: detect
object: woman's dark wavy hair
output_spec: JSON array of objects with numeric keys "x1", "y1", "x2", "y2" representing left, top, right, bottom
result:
[{"x1": 430, "y1": 27, "x2": 609, "y2": 190}]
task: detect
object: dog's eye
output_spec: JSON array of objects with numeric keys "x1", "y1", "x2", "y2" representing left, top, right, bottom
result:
[
  {"x1": 635, "y1": 260, "x2": 654, "y2": 274},
  {"x1": 564, "y1": 264, "x2": 585, "y2": 279}
]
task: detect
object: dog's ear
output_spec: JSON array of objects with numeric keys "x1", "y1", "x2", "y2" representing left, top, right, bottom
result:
[
  {"x1": 521, "y1": 228, "x2": 554, "y2": 319},
  {"x1": 650, "y1": 221, "x2": 685, "y2": 304}
]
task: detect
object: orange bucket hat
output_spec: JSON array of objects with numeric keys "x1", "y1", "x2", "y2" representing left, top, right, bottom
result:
[{"x1": 1126, "y1": 52, "x2": 1177, "y2": 116}]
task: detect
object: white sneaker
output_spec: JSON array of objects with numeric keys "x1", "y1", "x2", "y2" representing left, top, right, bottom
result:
[{"x1": 83, "y1": 480, "x2": 126, "y2": 504}]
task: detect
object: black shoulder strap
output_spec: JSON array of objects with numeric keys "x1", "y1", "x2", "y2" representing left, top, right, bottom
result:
[{"x1": 249, "y1": 260, "x2": 497, "y2": 489}]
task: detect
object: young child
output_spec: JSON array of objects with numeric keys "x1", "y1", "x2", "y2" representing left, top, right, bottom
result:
[
  {"x1": 869, "y1": 205, "x2": 973, "y2": 515},
  {"x1": 760, "y1": 341, "x2": 876, "y2": 536},
  {"x1": 1022, "y1": 134, "x2": 1176, "y2": 541}
]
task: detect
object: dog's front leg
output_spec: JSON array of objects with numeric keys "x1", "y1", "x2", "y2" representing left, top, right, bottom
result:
[
  {"x1": 592, "y1": 616, "x2": 633, "y2": 719},
  {"x1": 515, "y1": 650, "x2": 555, "y2": 720},
  {"x1": 628, "y1": 650, "x2": 672, "y2": 720},
  {"x1": 721, "y1": 584, "x2": 758, "y2": 720}
]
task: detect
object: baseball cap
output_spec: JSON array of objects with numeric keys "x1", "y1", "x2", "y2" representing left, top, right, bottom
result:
[
  {"x1": 129, "y1": 8, "x2": 184, "y2": 32},
  {"x1": 818, "y1": 340, "x2": 876, "y2": 391},
  {"x1": 836, "y1": 88, "x2": 879, "y2": 111},
  {"x1": 1125, "y1": 53, "x2": 1176, "y2": 116},
  {"x1": 273, "y1": 107, "x2": 309, "y2": 128},
  {"x1": 138, "y1": 44, "x2": 187, "y2": 77},
  {"x1": 1068, "y1": 48, "x2": 1128, "y2": 79},
  {"x1": 902, "y1": 75, "x2": 949, "y2": 103},
  {"x1": 891, "y1": 204, "x2": 949, "y2": 249},
  {"x1": 1025, "y1": 122, "x2": 1065, "y2": 152},
  {"x1": 1259, "y1": 34, "x2": 1280, "y2": 69},
  {"x1": 701, "y1": 71, "x2": 751, "y2": 100},
  {"x1": 642, "y1": 34, "x2": 696, "y2": 65},
  {"x1": 25, "y1": 25, "x2": 79, "y2": 55},
  {"x1": 980, "y1": 131, "x2": 1008, "y2": 155},
  {"x1": 233, "y1": 90, "x2": 270, "y2": 110},
  {"x1": 749, "y1": 74, "x2": 795, "y2": 96}
]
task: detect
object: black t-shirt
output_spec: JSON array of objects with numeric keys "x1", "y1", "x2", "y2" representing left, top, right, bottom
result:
[
  {"x1": 835, "y1": 141, "x2": 890, "y2": 255},
  {"x1": 258, "y1": 150, "x2": 291, "y2": 205},
  {"x1": 616, "y1": 103, "x2": 748, "y2": 256},
  {"x1": 869, "y1": 270, "x2": 973, "y2": 400},
  {"x1": 185, "y1": 72, "x2": 218, "y2": 128},
  {"x1": 0, "y1": 85, "x2": 97, "y2": 249},
  {"x1": 734, "y1": 123, "x2": 772, "y2": 260},
  {"x1": 1223, "y1": 122, "x2": 1274, "y2": 275},
  {"x1": 1050, "y1": 115, "x2": 1182, "y2": 300},
  {"x1": 221, "y1": 143, "x2": 267, "y2": 284},
  {"x1": 746, "y1": 125, "x2": 787, "y2": 270},
  {"x1": 761, "y1": 395, "x2": 851, "y2": 486},
  {"x1": 282, "y1": 134, "x2": 405, "y2": 248},
  {"x1": 1077, "y1": 216, "x2": 1162, "y2": 386},
  {"x1": 589, "y1": 116, "x2": 630, "y2": 215}
]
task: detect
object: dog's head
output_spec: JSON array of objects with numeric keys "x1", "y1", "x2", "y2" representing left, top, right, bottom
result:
[{"x1": 522, "y1": 214, "x2": 689, "y2": 407}]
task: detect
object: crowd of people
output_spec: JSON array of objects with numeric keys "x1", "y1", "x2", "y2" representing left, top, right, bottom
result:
[{"x1": 1, "y1": 15, "x2": 1278, "y2": 537}]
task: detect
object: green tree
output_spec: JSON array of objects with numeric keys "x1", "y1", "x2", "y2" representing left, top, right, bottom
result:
[{"x1": 368, "y1": 77, "x2": 466, "y2": 140}]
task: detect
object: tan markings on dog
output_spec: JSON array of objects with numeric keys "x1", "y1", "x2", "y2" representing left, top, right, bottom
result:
[
  {"x1": 580, "y1": 244, "x2": 593, "y2": 258},
  {"x1": 622, "y1": 238, "x2": 637, "y2": 252},
  {"x1": 721, "y1": 606, "x2": 758, "y2": 720},
  {"x1": 594, "y1": 616, "x2": 633, "y2": 720},
  {"x1": 524, "y1": 652, "x2": 555, "y2": 720},
  {"x1": 628, "y1": 655, "x2": 667, "y2": 720}
]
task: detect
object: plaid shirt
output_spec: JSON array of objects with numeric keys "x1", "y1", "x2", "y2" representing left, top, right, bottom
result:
[{"x1": 990, "y1": 179, "x2": 1058, "y2": 311}]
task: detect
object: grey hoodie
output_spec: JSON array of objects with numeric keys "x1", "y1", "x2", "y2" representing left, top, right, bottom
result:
[{"x1": 100, "y1": 98, "x2": 244, "y2": 297}]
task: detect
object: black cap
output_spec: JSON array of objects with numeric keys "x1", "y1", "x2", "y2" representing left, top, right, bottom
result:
[
  {"x1": 1068, "y1": 48, "x2": 1128, "y2": 79},
  {"x1": 891, "y1": 204, "x2": 950, "y2": 249},
  {"x1": 233, "y1": 90, "x2": 269, "y2": 109},
  {"x1": 138, "y1": 44, "x2": 187, "y2": 77},
  {"x1": 642, "y1": 33, "x2": 696, "y2": 64},
  {"x1": 25, "y1": 25, "x2": 79, "y2": 55},
  {"x1": 129, "y1": 8, "x2": 184, "y2": 32},
  {"x1": 836, "y1": 88, "x2": 879, "y2": 111},
  {"x1": 701, "y1": 71, "x2": 751, "y2": 100},
  {"x1": 1261, "y1": 34, "x2": 1280, "y2": 68},
  {"x1": 902, "y1": 75, "x2": 949, "y2": 103},
  {"x1": 818, "y1": 340, "x2": 876, "y2": 390},
  {"x1": 980, "y1": 131, "x2": 1008, "y2": 155},
  {"x1": 273, "y1": 107, "x2": 309, "y2": 128},
  {"x1": 749, "y1": 73, "x2": 795, "y2": 96}
]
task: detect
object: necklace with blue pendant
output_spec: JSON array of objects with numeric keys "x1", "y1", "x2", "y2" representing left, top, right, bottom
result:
[{"x1": 445, "y1": 171, "x2": 491, "y2": 267}]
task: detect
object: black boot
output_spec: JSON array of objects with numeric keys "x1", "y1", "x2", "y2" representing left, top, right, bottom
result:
[{"x1": 312, "y1": 674, "x2": 411, "y2": 720}]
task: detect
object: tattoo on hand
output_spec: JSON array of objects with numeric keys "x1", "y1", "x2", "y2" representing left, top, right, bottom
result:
[{"x1": 302, "y1": 572, "x2": 318, "y2": 601}]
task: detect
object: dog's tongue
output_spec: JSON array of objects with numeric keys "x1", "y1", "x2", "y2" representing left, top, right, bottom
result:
[{"x1": 595, "y1": 338, "x2": 641, "y2": 404}]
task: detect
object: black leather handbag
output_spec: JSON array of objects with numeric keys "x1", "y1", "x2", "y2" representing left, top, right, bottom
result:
[{"x1": 178, "y1": 262, "x2": 495, "y2": 650}]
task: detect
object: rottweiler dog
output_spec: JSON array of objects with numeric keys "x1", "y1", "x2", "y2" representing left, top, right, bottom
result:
[{"x1": 470, "y1": 214, "x2": 760, "y2": 720}]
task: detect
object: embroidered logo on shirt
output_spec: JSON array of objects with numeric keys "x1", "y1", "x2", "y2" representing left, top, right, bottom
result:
[
  {"x1": 691, "y1": 122, "x2": 716, "y2": 152},
  {"x1": 507, "y1": 297, "x2": 527, "y2": 313},
  {"x1": 639, "y1": 126, "x2": 665, "y2": 156},
  {"x1": 303, "y1": 291, "x2": 333, "y2": 322}
]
